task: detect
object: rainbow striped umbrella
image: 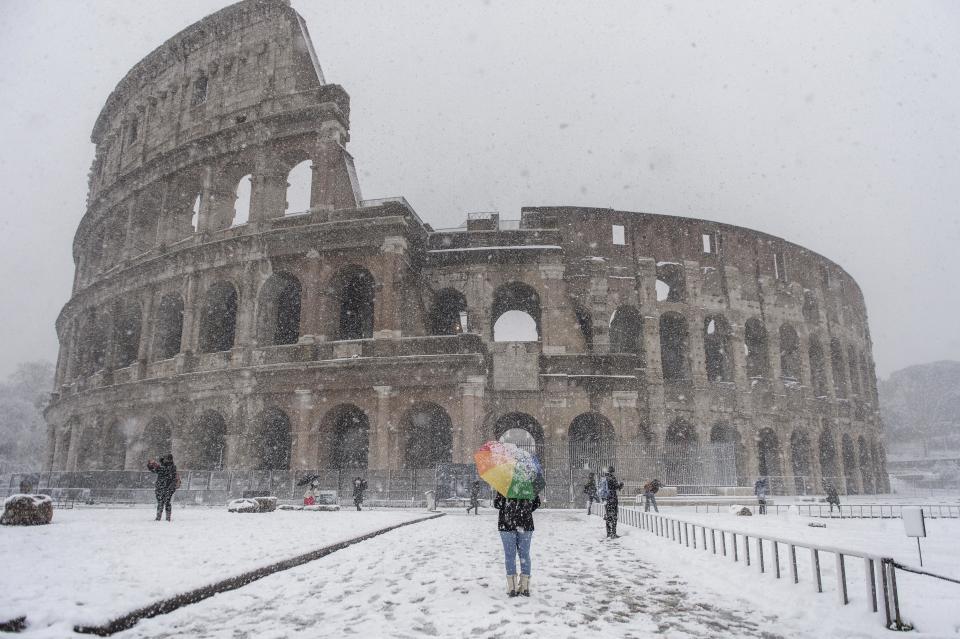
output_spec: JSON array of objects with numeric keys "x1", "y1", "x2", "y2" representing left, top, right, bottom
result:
[{"x1": 474, "y1": 441, "x2": 543, "y2": 499}]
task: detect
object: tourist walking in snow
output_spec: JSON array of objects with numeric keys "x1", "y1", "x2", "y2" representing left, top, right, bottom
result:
[
  {"x1": 353, "y1": 476, "x2": 368, "y2": 511},
  {"x1": 825, "y1": 483, "x2": 841, "y2": 516},
  {"x1": 583, "y1": 473, "x2": 599, "y2": 515},
  {"x1": 494, "y1": 492, "x2": 541, "y2": 597},
  {"x1": 754, "y1": 477, "x2": 768, "y2": 515},
  {"x1": 601, "y1": 466, "x2": 624, "y2": 539},
  {"x1": 467, "y1": 480, "x2": 481, "y2": 515},
  {"x1": 642, "y1": 478, "x2": 662, "y2": 512},
  {"x1": 147, "y1": 454, "x2": 179, "y2": 522}
]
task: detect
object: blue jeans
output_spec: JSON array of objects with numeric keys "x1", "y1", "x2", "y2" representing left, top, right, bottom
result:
[
  {"x1": 643, "y1": 492, "x2": 658, "y2": 512},
  {"x1": 499, "y1": 530, "x2": 533, "y2": 576}
]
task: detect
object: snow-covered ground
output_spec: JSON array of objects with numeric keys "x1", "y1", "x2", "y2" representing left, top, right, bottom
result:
[
  {"x1": 3, "y1": 505, "x2": 957, "y2": 637},
  {"x1": 0, "y1": 506, "x2": 424, "y2": 636}
]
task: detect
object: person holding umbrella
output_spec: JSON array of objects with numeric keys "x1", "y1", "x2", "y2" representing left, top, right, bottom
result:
[{"x1": 475, "y1": 440, "x2": 543, "y2": 598}]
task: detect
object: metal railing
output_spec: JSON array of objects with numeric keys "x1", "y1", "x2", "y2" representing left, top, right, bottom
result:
[
  {"x1": 688, "y1": 503, "x2": 960, "y2": 519},
  {"x1": 592, "y1": 506, "x2": 915, "y2": 630}
]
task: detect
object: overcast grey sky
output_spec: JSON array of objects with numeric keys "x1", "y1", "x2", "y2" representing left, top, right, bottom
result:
[{"x1": 0, "y1": 0, "x2": 957, "y2": 379}]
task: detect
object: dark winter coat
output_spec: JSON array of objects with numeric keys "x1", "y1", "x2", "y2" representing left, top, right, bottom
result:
[
  {"x1": 469, "y1": 483, "x2": 481, "y2": 505},
  {"x1": 353, "y1": 479, "x2": 367, "y2": 500},
  {"x1": 603, "y1": 472, "x2": 623, "y2": 518},
  {"x1": 643, "y1": 479, "x2": 662, "y2": 494},
  {"x1": 494, "y1": 494, "x2": 541, "y2": 532},
  {"x1": 583, "y1": 478, "x2": 597, "y2": 498},
  {"x1": 825, "y1": 487, "x2": 840, "y2": 505},
  {"x1": 150, "y1": 459, "x2": 178, "y2": 499}
]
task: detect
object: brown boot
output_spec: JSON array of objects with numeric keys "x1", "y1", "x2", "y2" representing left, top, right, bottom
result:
[
  {"x1": 506, "y1": 575, "x2": 517, "y2": 597},
  {"x1": 518, "y1": 574, "x2": 530, "y2": 597}
]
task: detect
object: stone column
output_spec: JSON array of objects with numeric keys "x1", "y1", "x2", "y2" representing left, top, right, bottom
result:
[
  {"x1": 195, "y1": 165, "x2": 218, "y2": 232},
  {"x1": 375, "y1": 237, "x2": 407, "y2": 339},
  {"x1": 290, "y1": 389, "x2": 316, "y2": 469},
  {"x1": 137, "y1": 289, "x2": 155, "y2": 368},
  {"x1": 250, "y1": 168, "x2": 287, "y2": 223},
  {"x1": 537, "y1": 261, "x2": 566, "y2": 352},
  {"x1": 310, "y1": 128, "x2": 361, "y2": 210},
  {"x1": 459, "y1": 376, "x2": 487, "y2": 462},
  {"x1": 180, "y1": 274, "x2": 199, "y2": 354},
  {"x1": 371, "y1": 386, "x2": 394, "y2": 469}
]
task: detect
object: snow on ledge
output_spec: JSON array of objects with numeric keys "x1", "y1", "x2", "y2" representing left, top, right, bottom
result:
[{"x1": 428, "y1": 245, "x2": 562, "y2": 253}]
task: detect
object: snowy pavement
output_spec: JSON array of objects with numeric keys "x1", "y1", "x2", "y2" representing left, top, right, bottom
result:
[
  {"x1": 116, "y1": 509, "x2": 895, "y2": 639},
  {"x1": 0, "y1": 507, "x2": 424, "y2": 635}
]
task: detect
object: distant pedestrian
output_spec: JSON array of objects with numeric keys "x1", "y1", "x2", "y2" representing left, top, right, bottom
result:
[
  {"x1": 602, "y1": 466, "x2": 624, "y2": 539},
  {"x1": 494, "y1": 491, "x2": 541, "y2": 597},
  {"x1": 583, "y1": 473, "x2": 599, "y2": 515},
  {"x1": 468, "y1": 480, "x2": 481, "y2": 515},
  {"x1": 642, "y1": 478, "x2": 662, "y2": 513},
  {"x1": 147, "y1": 454, "x2": 179, "y2": 522},
  {"x1": 754, "y1": 478, "x2": 768, "y2": 515},
  {"x1": 825, "y1": 483, "x2": 841, "y2": 517},
  {"x1": 303, "y1": 480, "x2": 318, "y2": 506},
  {"x1": 353, "y1": 476, "x2": 368, "y2": 511}
]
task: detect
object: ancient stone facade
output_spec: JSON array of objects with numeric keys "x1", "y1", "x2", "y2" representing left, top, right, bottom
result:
[{"x1": 46, "y1": 0, "x2": 888, "y2": 495}]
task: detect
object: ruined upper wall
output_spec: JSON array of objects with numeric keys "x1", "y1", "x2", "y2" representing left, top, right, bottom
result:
[{"x1": 87, "y1": 0, "x2": 333, "y2": 203}]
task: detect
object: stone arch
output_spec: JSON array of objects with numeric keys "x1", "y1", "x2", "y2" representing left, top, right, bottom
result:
[
  {"x1": 165, "y1": 171, "x2": 203, "y2": 240},
  {"x1": 808, "y1": 338, "x2": 828, "y2": 397},
  {"x1": 659, "y1": 312, "x2": 690, "y2": 381},
  {"x1": 152, "y1": 293, "x2": 184, "y2": 360},
  {"x1": 494, "y1": 412, "x2": 544, "y2": 459},
  {"x1": 231, "y1": 173, "x2": 253, "y2": 227},
  {"x1": 139, "y1": 416, "x2": 173, "y2": 466},
  {"x1": 655, "y1": 263, "x2": 685, "y2": 302},
  {"x1": 857, "y1": 435, "x2": 875, "y2": 494},
  {"x1": 256, "y1": 272, "x2": 302, "y2": 346},
  {"x1": 81, "y1": 308, "x2": 111, "y2": 375},
  {"x1": 567, "y1": 412, "x2": 615, "y2": 472},
  {"x1": 818, "y1": 425, "x2": 840, "y2": 488},
  {"x1": 114, "y1": 299, "x2": 142, "y2": 368},
  {"x1": 75, "y1": 419, "x2": 101, "y2": 471},
  {"x1": 756, "y1": 427, "x2": 783, "y2": 489},
  {"x1": 790, "y1": 430, "x2": 813, "y2": 494},
  {"x1": 710, "y1": 422, "x2": 746, "y2": 486},
  {"x1": 830, "y1": 338, "x2": 848, "y2": 398},
  {"x1": 429, "y1": 288, "x2": 468, "y2": 335},
  {"x1": 664, "y1": 418, "x2": 698, "y2": 486},
  {"x1": 321, "y1": 404, "x2": 370, "y2": 470},
  {"x1": 401, "y1": 403, "x2": 453, "y2": 468},
  {"x1": 187, "y1": 410, "x2": 228, "y2": 470},
  {"x1": 704, "y1": 315, "x2": 732, "y2": 382},
  {"x1": 254, "y1": 407, "x2": 292, "y2": 471},
  {"x1": 744, "y1": 318, "x2": 769, "y2": 378},
  {"x1": 284, "y1": 159, "x2": 313, "y2": 215},
  {"x1": 332, "y1": 266, "x2": 375, "y2": 340},
  {"x1": 101, "y1": 418, "x2": 127, "y2": 470},
  {"x1": 841, "y1": 433, "x2": 858, "y2": 494},
  {"x1": 609, "y1": 305, "x2": 643, "y2": 355},
  {"x1": 54, "y1": 417, "x2": 79, "y2": 469},
  {"x1": 779, "y1": 324, "x2": 801, "y2": 381},
  {"x1": 492, "y1": 282, "x2": 541, "y2": 342},
  {"x1": 199, "y1": 281, "x2": 238, "y2": 353}
]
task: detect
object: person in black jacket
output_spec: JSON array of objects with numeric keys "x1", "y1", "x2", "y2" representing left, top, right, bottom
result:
[
  {"x1": 603, "y1": 467, "x2": 624, "y2": 539},
  {"x1": 467, "y1": 481, "x2": 481, "y2": 515},
  {"x1": 352, "y1": 476, "x2": 368, "y2": 511},
  {"x1": 494, "y1": 492, "x2": 541, "y2": 597},
  {"x1": 148, "y1": 454, "x2": 178, "y2": 521},
  {"x1": 583, "y1": 473, "x2": 598, "y2": 515}
]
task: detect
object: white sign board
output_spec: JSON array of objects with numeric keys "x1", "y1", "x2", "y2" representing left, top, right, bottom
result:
[{"x1": 902, "y1": 507, "x2": 926, "y2": 537}]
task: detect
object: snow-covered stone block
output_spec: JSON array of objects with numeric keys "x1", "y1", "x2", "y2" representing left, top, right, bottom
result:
[
  {"x1": 227, "y1": 497, "x2": 278, "y2": 513},
  {"x1": 1, "y1": 494, "x2": 53, "y2": 526}
]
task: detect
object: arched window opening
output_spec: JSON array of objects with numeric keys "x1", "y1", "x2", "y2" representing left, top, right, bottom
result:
[
  {"x1": 140, "y1": 417, "x2": 173, "y2": 466},
  {"x1": 710, "y1": 422, "x2": 746, "y2": 486},
  {"x1": 744, "y1": 318, "x2": 769, "y2": 378},
  {"x1": 330, "y1": 405, "x2": 369, "y2": 470},
  {"x1": 429, "y1": 289, "x2": 468, "y2": 335},
  {"x1": 847, "y1": 345, "x2": 862, "y2": 395},
  {"x1": 114, "y1": 301, "x2": 142, "y2": 368},
  {"x1": 191, "y1": 194, "x2": 201, "y2": 232},
  {"x1": 257, "y1": 408, "x2": 292, "y2": 471},
  {"x1": 129, "y1": 190, "x2": 162, "y2": 255},
  {"x1": 165, "y1": 175, "x2": 202, "y2": 241},
  {"x1": 494, "y1": 413, "x2": 544, "y2": 459},
  {"x1": 75, "y1": 422, "x2": 101, "y2": 471},
  {"x1": 257, "y1": 272, "x2": 302, "y2": 346},
  {"x1": 704, "y1": 315, "x2": 732, "y2": 382},
  {"x1": 802, "y1": 292, "x2": 820, "y2": 323},
  {"x1": 857, "y1": 436, "x2": 874, "y2": 494},
  {"x1": 830, "y1": 338, "x2": 848, "y2": 398},
  {"x1": 655, "y1": 263, "x2": 685, "y2": 302},
  {"x1": 191, "y1": 410, "x2": 227, "y2": 471},
  {"x1": 153, "y1": 294, "x2": 184, "y2": 360},
  {"x1": 841, "y1": 434, "x2": 858, "y2": 494},
  {"x1": 568, "y1": 413, "x2": 614, "y2": 472},
  {"x1": 285, "y1": 160, "x2": 313, "y2": 215},
  {"x1": 199, "y1": 282, "x2": 238, "y2": 353},
  {"x1": 335, "y1": 267, "x2": 375, "y2": 340},
  {"x1": 231, "y1": 174, "x2": 252, "y2": 226},
  {"x1": 575, "y1": 306, "x2": 593, "y2": 352},
  {"x1": 609, "y1": 306, "x2": 643, "y2": 355},
  {"x1": 779, "y1": 324, "x2": 801, "y2": 381},
  {"x1": 659, "y1": 312, "x2": 690, "y2": 381},
  {"x1": 664, "y1": 419, "x2": 698, "y2": 486},
  {"x1": 757, "y1": 428, "x2": 783, "y2": 491},
  {"x1": 491, "y1": 283, "x2": 541, "y2": 342},
  {"x1": 403, "y1": 403, "x2": 453, "y2": 468},
  {"x1": 102, "y1": 419, "x2": 127, "y2": 470},
  {"x1": 84, "y1": 311, "x2": 111, "y2": 374},
  {"x1": 819, "y1": 426, "x2": 840, "y2": 487},
  {"x1": 808, "y1": 339, "x2": 828, "y2": 397},
  {"x1": 790, "y1": 431, "x2": 813, "y2": 494}
]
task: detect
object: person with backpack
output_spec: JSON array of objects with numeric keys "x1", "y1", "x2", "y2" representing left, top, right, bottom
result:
[
  {"x1": 353, "y1": 476, "x2": 368, "y2": 511},
  {"x1": 147, "y1": 453, "x2": 179, "y2": 521},
  {"x1": 467, "y1": 480, "x2": 482, "y2": 515},
  {"x1": 494, "y1": 491, "x2": 541, "y2": 597},
  {"x1": 583, "y1": 472, "x2": 599, "y2": 515},
  {"x1": 642, "y1": 478, "x2": 662, "y2": 512},
  {"x1": 601, "y1": 466, "x2": 624, "y2": 539}
]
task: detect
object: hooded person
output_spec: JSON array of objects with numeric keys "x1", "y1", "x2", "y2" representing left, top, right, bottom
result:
[
  {"x1": 147, "y1": 453, "x2": 178, "y2": 521},
  {"x1": 583, "y1": 473, "x2": 599, "y2": 515},
  {"x1": 602, "y1": 466, "x2": 624, "y2": 538},
  {"x1": 494, "y1": 490, "x2": 541, "y2": 597}
]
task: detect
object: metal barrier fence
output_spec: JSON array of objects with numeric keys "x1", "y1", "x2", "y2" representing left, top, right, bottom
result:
[
  {"x1": 591, "y1": 506, "x2": 914, "y2": 630},
  {"x1": 689, "y1": 503, "x2": 960, "y2": 519}
]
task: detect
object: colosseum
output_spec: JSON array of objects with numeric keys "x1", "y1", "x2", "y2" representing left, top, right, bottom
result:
[{"x1": 44, "y1": 0, "x2": 888, "y2": 502}]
